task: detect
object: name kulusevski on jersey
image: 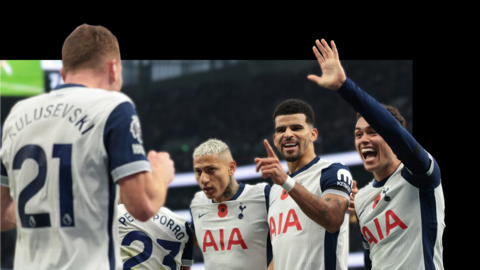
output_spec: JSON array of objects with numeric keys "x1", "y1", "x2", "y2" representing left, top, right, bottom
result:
[
  {"x1": 190, "y1": 182, "x2": 272, "y2": 270},
  {"x1": 336, "y1": 78, "x2": 445, "y2": 270},
  {"x1": 268, "y1": 158, "x2": 352, "y2": 270},
  {"x1": 0, "y1": 84, "x2": 151, "y2": 270},
  {"x1": 117, "y1": 204, "x2": 194, "y2": 269}
]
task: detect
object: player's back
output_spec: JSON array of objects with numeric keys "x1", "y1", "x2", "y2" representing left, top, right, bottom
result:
[
  {"x1": 1, "y1": 85, "x2": 134, "y2": 270},
  {"x1": 117, "y1": 204, "x2": 193, "y2": 270}
]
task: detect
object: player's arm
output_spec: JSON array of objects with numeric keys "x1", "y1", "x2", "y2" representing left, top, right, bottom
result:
[
  {"x1": 256, "y1": 140, "x2": 350, "y2": 233},
  {"x1": 267, "y1": 260, "x2": 274, "y2": 270},
  {"x1": 117, "y1": 153, "x2": 172, "y2": 222},
  {"x1": 180, "y1": 267, "x2": 191, "y2": 270},
  {"x1": 308, "y1": 39, "x2": 438, "y2": 186},
  {"x1": 1, "y1": 186, "x2": 16, "y2": 231},
  {"x1": 180, "y1": 221, "x2": 194, "y2": 269},
  {"x1": 286, "y1": 178, "x2": 349, "y2": 233},
  {"x1": 1, "y1": 149, "x2": 16, "y2": 231},
  {"x1": 105, "y1": 101, "x2": 174, "y2": 222}
]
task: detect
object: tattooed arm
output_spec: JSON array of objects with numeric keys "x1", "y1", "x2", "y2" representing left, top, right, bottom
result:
[
  {"x1": 256, "y1": 140, "x2": 351, "y2": 233},
  {"x1": 288, "y1": 183, "x2": 348, "y2": 233}
]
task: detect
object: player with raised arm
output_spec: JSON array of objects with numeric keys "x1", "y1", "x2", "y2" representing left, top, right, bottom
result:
[
  {"x1": 0, "y1": 24, "x2": 174, "y2": 270},
  {"x1": 255, "y1": 99, "x2": 354, "y2": 270},
  {"x1": 308, "y1": 39, "x2": 444, "y2": 270},
  {"x1": 117, "y1": 195, "x2": 193, "y2": 270},
  {"x1": 190, "y1": 139, "x2": 273, "y2": 270}
]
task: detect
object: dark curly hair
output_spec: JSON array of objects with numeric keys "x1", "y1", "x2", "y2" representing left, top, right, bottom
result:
[
  {"x1": 357, "y1": 104, "x2": 406, "y2": 128},
  {"x1": 273, "y1": 99, "x2": 315, "y2": 127}
]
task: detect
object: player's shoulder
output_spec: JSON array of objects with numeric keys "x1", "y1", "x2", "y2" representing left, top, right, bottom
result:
[
  {"x1": 85, "y1": 88, "x2": 134, "y2": 106},
  {"x1": 117, "y1": 203, "x2": 128, "y2": 217},
  {"x1": 7, "y1": 92, "x2": 49, "y2": 114},
  {"x1": 319, "y1": 159, "x2": 350, "y2": 172},
  {"x1": 191, "y1": 191, "x2": 210, "y2": 206},
  {"x1": 159, "y1": 207, "x2": 189, "y2": 224},
  {"x1": 355, "y1": 180, "x2": 375, "y2": 204},
  {"x1": 241, "y1": 182, "x2": 270, "y2": 200},
  {"x1": 244, "y1": 182, "x2": 269, "y2": 192}
]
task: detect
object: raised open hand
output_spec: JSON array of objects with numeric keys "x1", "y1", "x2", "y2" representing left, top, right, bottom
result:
[
  {"x1": 307, "y1": 39, "x2": 346, "y2": 91},
  {"x1": 254, "y1": 139, "x2": 288, "y2": 185}
]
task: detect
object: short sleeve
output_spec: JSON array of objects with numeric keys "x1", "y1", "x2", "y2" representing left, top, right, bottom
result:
[
  {"x1": 320, "y1": 163, "x2": 352, "y2": 203},
  {"x1": 181, "y1": 221, "x2": 194, "y2": 266},
  {"x1": 103, "y1": 102, "x2": 151, "y2": 182},
  {"x1": 0, "y1": 126, "x2": 8, "y2": 187}
]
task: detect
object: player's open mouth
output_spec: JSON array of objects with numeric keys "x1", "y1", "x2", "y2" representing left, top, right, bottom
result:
[
  {"x1": 203, "y1": 187, "x2": 214, "y2": 195},
  {"x1": 283, "y1": 141, "x2": 298, "y2": 151},
  {"x1": 361, "y1": 148, "x2": 377, "y2": 162}
]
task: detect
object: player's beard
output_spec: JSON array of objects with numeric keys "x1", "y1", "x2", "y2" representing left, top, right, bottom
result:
[{"x1": 282, "y1": 140, "x2": 310, "y2": 162}]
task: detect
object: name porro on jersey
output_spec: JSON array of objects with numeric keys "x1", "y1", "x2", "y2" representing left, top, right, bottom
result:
[{"x1": 118, "y1": 212, "x2": 187, "y2": 240}]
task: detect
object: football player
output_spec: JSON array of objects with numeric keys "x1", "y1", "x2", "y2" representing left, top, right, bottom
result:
[
  {"x1": 117, "y1": 194, "x2": 193, "y2": 270},
  {"x1": 308, "y1": 38, "x2": 444, "y2": 270},
  {"x1": 190, "y1": 139, "x2": 273, "y2": 270},
  {"x1": 0, "y1": 24, "x2": 174, "y2": 269},
  {"x1": 255, "y1": 98, "x2": 353, "y2": 270}
]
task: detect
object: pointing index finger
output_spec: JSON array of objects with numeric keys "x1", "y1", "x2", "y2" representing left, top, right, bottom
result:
[{"x1": 264, "y1": 139, "x2": 277, "y2": 158}]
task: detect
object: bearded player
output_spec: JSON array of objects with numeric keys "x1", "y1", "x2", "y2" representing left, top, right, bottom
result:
[
  {"x1": 308, "y1": 39, "x2": 444, "y2": 270},
  {"x1": 190, "y1": 139, "x2": 273, "y2": 270},
  {"x1": 255, "y1": 98, "x2": 353, "y2": 270}
]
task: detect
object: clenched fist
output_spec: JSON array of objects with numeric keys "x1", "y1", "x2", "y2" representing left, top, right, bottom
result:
[{"x1": 148, "y1": 151, "x2": 175, "y2": 185}]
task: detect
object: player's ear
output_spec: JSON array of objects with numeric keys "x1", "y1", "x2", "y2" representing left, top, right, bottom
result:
[
  {"x1": 229, "y1": 160, "x2": 237, "y2": 175},
  {"x1": 108, "y1": 59, "x2": 118, "y2": 84},
  {"x1": 310, "y1": 127, "x2": 318, "y2": 142},
  {"x1": 273, "y1": 134, "x2": 278, "y2": 149},
  {"x1": 60, "y1": 68, "x2": 66, "y2": 81}
]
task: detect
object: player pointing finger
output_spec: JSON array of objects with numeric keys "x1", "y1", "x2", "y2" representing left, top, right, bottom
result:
[{"x1": 255, "y1": 140, "x2": 288, "y2": 184}]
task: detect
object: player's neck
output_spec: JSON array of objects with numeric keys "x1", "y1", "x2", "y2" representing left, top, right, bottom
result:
[
  {"x1": 287, "y1": 149, "x2": 317, "y2": 175},
  {"x1": 373, "y1": 159, "x2": 402, "y2": 182},
  {"x1": 64, "y1": 70, "x2": 112, "y2": 91},
  {"x1": 214, "y1": 176, "x2": 240, "y2": 203}
]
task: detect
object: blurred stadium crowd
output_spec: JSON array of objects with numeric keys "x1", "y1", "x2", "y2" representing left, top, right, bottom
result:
[{"x1": 1, "y1": 60, "x2": 412, "y2": 269}]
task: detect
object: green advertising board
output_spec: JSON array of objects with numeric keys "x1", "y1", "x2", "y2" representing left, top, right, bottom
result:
[{"x1": 1, "y1": 60, "x2": 44, "y2": 96}]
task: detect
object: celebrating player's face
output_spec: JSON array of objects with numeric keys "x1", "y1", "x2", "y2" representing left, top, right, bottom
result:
[
  {"x1": 273, "y1": 114, "x2": 315, "y2": 162},
  {"x1": 193, "y1": 154, "x2": 232, "y2": 202},
  {"x1": 355, "y1": 117, "x2": 398, "y2": 176}
]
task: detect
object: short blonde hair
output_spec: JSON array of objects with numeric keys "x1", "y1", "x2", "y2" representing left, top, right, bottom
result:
[{"x1": 193, "y1": 139, "x2": 230, "y2": 158}]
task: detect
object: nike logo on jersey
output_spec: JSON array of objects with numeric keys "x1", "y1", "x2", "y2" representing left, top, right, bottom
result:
[{"x1": 199, "y1": 212, "x2": 209, "y2": 218}]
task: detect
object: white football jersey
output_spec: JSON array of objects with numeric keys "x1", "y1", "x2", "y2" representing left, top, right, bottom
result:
[
  {"x1": 190, "y1": 182, "x2": 272, "y2": 270},
  {"x1": 0, "y1": 84, "x2": 151, "y2": 270},
  {"x1": 355, "y1": 152, "x2": 445, "y2": 270},
  {"x1": 117, "y1": 204, "x2": 193, "y2": 270},
  {"x1": 268, "y1": 156, "x2": 352, "y2": 270}
]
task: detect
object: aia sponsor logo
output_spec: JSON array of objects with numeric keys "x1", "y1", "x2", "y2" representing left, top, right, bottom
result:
[
  {"x1": 281, "y1": 189, "x2": 289, "y2": 200},
  {"x1": 203, "y1": 228, "x2": 247, "y2": 252},
  {"x1": 362, "y1": 210, "x2": 408, "y2": 245},
  {"x1": 269, "y1": 209, "x2": 302, "y2": 238}
]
